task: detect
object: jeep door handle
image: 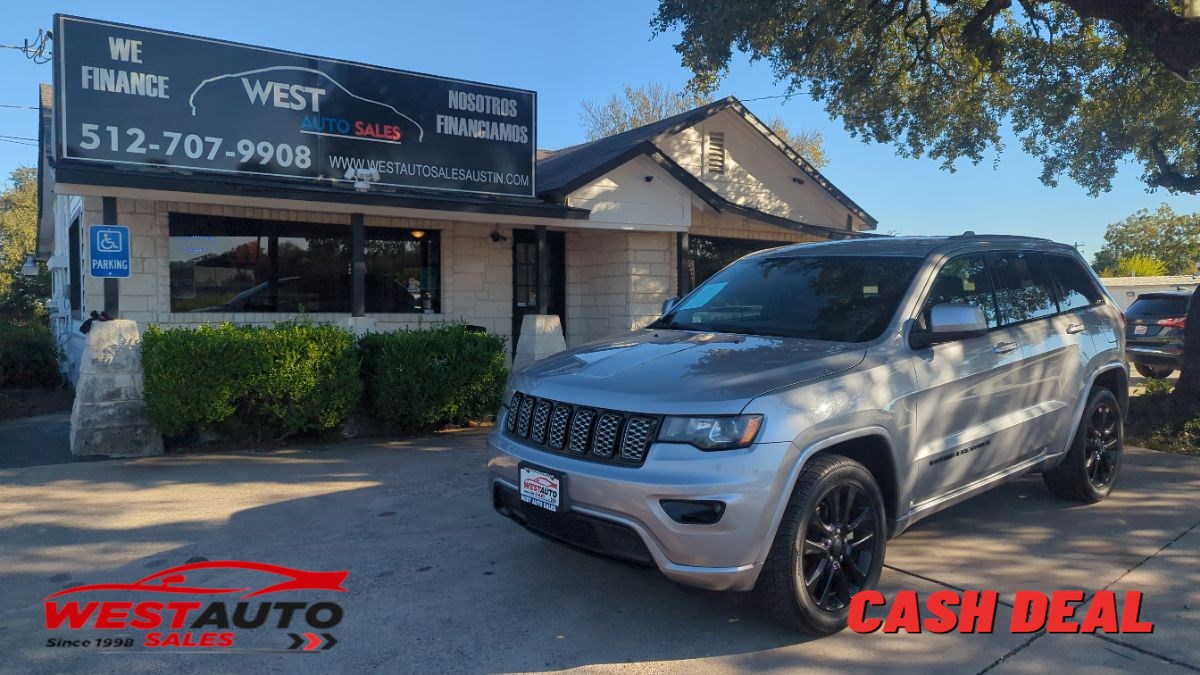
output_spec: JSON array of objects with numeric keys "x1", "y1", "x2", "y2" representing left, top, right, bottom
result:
[
  {"x1": 993, "y1": 341, "x2": 1018, "y2": 354},
  {"x1": 1066, "y1": 323, "x2": 1085, "y2": 334}
]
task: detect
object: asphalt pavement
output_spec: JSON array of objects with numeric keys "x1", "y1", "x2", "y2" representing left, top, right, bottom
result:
[{"x1": 0, "y1": 430, "x2": 1196, "y2": 673}]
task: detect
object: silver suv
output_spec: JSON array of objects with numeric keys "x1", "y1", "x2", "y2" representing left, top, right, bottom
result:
[{"x1": 488, "y1": 235, "x2": 1126, "y2": 634}]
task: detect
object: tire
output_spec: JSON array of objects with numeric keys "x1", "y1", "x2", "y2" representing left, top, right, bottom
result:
[
  {"x1": 754, "y1": 454, "x2": 887, "y2": 635},
  {"x1": 1135, "y1": 364, "x2": 1174, "y2": 379},
  {"x1": 1043, "y1": 387, "x2": 1123, "y2": 503}
]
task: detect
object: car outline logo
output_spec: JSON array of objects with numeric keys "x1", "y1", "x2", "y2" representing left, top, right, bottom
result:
[
  {"x1": 186, "y1": 65, "x2": 424, "y2": 142},
  {"x1": 43, "y1": 560, "x2": 349, "y2": 600}
]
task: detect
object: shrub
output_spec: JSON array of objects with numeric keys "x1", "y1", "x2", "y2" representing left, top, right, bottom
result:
[
  {"x1": 1141, "y1": 377, "x2": 1174, "y2": 396},
  {"x1": 0, "y1": 320, "x2": 59, "y2": 388},
  {"x1": 1126, "y1": 391, "x2": 1200, "y2": 456},
  {"x1": 142, "y1": 322, "x2": 362, "y2": 439},
  {"x1": 360, "y1": 325, "x2": 507, "y2": 429}
]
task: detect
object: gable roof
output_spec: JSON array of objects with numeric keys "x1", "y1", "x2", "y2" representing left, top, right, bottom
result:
[
  {"x1": 536, "y1": 96, "x2": 878, "y2": 233},
  {"x1": 537, "y1": 99, "x2": 730, "y2": 197}
]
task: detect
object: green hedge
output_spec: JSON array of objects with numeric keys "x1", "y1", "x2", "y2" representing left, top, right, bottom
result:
[
  {"x1": 360, "y1": 325, "x2": 507, "y2": 429},
  {"x1": 0, "y1": 321, "x2": 60, "y2": 388},
  {"x1": 141, "y1": 322, "x2": 508, "y2": 440},
  {"x1": 142, "y1": 322, "x2": 362, "y2": 438}
]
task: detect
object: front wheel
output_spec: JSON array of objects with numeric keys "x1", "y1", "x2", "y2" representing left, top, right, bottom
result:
[
  {"x1": 1043, "y1": 387, "x2": 1123, "y2": 503},
  {"x1": 754, "y1": 454, "x2": 887, "y2": 634}
]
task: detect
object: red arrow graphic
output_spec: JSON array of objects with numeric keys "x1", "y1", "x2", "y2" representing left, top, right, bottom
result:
[{"x1": 303, "y1": 632, "x2": 322, "y2": 651}]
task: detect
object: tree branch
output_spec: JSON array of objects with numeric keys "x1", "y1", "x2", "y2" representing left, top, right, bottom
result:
[
  {"x1": 1056, "y1": 0, "x2": 1200, "y2": 82},
  {"x1": 1149, "y1": 136, "x2": 1200, "y2": 192}
]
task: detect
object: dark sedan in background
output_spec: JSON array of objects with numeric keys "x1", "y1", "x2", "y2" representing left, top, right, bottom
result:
[{"x1": 1125, "y1": 290, "x2": 1192, "y2": 379}]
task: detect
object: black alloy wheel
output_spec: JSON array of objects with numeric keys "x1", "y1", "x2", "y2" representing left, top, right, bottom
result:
[
  {"x1": 1085, "y1": 398, "x2": 1120, "y2": 490},
  {"x1": 1043, "y1": 386, "x2": 1123, "y2": 503},
  {"x1": 800, "y1": 483, "x2": 879, "y2": 612},
  {"x1": 755, "y1": 454, "x2": 887, "y2": 634}
]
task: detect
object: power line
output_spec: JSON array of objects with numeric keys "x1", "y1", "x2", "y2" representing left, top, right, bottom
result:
[
  {"x1": 0, "y1": 134, "x2": 36, "y2": 142},
  {"x1": 0, "y1": 137, "x2": 37, "y2": 147},
  {"x1": 739, "y1": 91, "x2": 811, "y2": 103},
  {"x1": 0, "y1": 103, "x2": 37, "y2": 110},
  {"x1": 0, "y1": 29, "x2": 53, "y2": 64}
]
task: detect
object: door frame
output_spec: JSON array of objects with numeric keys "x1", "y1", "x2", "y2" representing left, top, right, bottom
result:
[{"x1": 512, "y1": 228, "x2": 566, "y2": 350}]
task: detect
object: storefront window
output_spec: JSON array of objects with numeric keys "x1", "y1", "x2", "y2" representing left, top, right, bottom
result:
[
  {"x1": 168, "y1": 214, "x2": 440, "y2": 313},
  {"x1": 365, "y1": 227, "x2": 440, "y2": 313},
  {"x1": 688, "y1": 235, "x2": 782, "y2": 288}
]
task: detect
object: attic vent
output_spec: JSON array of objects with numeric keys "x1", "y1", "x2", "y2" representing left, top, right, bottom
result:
[{"x1": 706, "y1": 132, "x2": 726, "y2": 175}]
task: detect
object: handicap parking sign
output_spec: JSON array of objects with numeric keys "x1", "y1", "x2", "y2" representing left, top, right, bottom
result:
[{"x1": 89, "y1": 225, "x2": 130, "y2": 278}]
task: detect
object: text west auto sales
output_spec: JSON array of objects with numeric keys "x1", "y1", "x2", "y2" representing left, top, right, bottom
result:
[{"x1": 54, "y1": 14, "x2": 536, "y2": 197}]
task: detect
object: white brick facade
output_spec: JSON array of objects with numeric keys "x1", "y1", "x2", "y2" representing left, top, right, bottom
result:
[{"x1": 78, "y1": 197, "x2": 517, "y2": 342}]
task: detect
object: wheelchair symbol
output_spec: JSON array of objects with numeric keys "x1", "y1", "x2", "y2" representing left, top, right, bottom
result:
[{"x1": 97, "y1": 230, "x2": 122, "y2": 253}]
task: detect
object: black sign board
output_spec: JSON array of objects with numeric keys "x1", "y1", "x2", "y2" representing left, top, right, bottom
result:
[{"x1": 54, "y1": 15, "x2": 536, "y2": 197}]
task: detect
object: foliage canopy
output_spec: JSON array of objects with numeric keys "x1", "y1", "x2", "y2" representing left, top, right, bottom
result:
[{"x1": 653, "y1": 0, "x2": 1200, "y2": 195}]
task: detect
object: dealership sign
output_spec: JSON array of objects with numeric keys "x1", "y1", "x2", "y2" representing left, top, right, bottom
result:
[{"x1": 53, "y1": 15, "x2": 536, "y2": 197}]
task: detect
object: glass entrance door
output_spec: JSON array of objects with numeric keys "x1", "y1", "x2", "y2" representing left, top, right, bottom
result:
[{"x1": 512, "y1": 229, "x2": 565, "y2": 350}]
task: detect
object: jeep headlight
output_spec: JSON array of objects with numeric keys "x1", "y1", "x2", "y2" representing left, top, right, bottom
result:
[{"x1": 658, "y1": 415, "x2": 763, "y2": 450}]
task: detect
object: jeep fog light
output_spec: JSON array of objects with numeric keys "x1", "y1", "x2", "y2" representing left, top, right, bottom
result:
[
  {"x1": 661, "y1": 499, "x2": 726, "y2": 524},
  {"x1": 658, "y1": 415, "x2": 762, "y2": 450}
]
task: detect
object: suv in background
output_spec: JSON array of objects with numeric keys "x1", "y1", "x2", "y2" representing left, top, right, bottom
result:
[
  {"x1": 1125, "y1": 290, "x2": 1192, "y2": 379},
  {"x1": 488, "y1": 235, "x2": 1126, "y2": 634}
]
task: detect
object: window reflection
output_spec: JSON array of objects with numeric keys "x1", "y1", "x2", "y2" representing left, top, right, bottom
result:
[{"x1": 168, "y1": 214, "x2": 440, "y2": 313}]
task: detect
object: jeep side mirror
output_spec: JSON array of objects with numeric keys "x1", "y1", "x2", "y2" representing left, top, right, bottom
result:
[
  {"x1": 912, "y1": 303, "x2": 989, "y2": 347},
  {"x1": 661, "y1": 296, "x2": 680, "y2": 316}
]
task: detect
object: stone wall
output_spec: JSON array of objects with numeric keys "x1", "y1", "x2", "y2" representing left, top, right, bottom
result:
[{"x1": 565, "y1": 229, "x2": 673, "y2": 347}]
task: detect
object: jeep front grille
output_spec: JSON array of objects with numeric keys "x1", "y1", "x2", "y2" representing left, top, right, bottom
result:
[
  {"x1": 568, "y1": 408, "x2": 595, "y2": 456},
  {"x1": 505, "y1": 392, "x2": 656, "y2": 466},
  {"x1": 620, "y1": 417, "x2": 658, "y2": 463},
  {"x1": 516, "y1": 395, "x2": 535, "y2": 439},
  {"x1": 530, "y1": 399, "x2": 552, "y2": 445},
  {"x1": 548, "y1": 404, "x2": 572, "y2": 450},
  {"x1": 592, "y1": 412, "x2": 622, "y2": 458}
]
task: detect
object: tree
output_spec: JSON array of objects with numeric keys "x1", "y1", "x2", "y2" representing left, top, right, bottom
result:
[
  {"x1": 1108, "y1": 254, "x2": 1169, "y2": 278},
  {"x1": 580, "y1": 82, "x2": 828, "y2": 168},
  {"x1": 1092, "y1": 204, "x2": 1200, "y2": 275},
  {"x1": 651, "y1": 0, "x2": 1200, "y2": 406},
  {"x1": 652, "y1": 1, "x2": 1200, "y2": 195},
  {"x1": 765, "y1": 117, "x2": 829, "y2": 169},
  {"x1": 0, "y1": 167, "x2": 48, "y2": 321},
  {"x1": 580, "y1": 82, "x2": 706, "y2": 141}
]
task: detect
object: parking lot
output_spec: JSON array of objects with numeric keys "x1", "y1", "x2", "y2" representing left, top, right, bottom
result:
[{"x1": 1, "y1": 429, "x2": 1197, "y2": 674}]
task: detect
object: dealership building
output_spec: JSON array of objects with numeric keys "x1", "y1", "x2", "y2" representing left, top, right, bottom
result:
[{"x1": 36, "y1": 15, "x2": 877, "y2": 381}]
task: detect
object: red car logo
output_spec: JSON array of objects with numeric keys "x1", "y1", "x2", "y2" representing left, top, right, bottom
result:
[
  {"x1": 524, "y1": 476, "x2": 557, "y2": 489},
  {"x1": 44, "y1": 561, "x2": 348, "y2": 600}
]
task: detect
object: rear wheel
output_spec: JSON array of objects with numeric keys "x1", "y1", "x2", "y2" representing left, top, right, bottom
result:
[
  {"x1": 1135, "y1": 364, "x2": 1174, "y2": 379},
  {"x1": 1043, "y1": 387, "x2": 1123, "y2": 503},
  {"x1": 754, "y1": 454, "x2": 886, "y2": 634}
]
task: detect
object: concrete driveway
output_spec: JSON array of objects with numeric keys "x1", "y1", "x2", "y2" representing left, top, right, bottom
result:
[{"x1": 0, "y1": 430, "x2": 1197, "y2": 674}]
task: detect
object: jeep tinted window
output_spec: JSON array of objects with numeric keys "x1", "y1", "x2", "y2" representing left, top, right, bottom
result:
[
  {"x1": 1044, "y1": 253, "x2": 1104, "y2": 311},
  {"x1": 988, "y1": 252, "x2": 1059, "y2": 325},
  {"x1": 654, "y1": 255, "x2": 923, "y2": 343},
  {"x1": 923, "y1": 254, "x2": 1000, "y2": 329}
]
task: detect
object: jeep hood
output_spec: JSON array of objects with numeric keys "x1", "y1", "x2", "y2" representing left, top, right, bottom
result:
[{"x1": 510, "y1": 329, "x2": 866, "y2": 415}]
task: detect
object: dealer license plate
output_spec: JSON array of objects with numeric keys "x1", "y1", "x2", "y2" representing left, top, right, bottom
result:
[
  {"x1": 1134, "y1": 325, "x2": 1148, "y2": 335},
  {"x1": 519, "y1": 464, "x2": 564, "y2": 513}
]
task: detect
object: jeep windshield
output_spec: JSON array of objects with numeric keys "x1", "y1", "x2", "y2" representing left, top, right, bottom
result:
[{"x1": 653, "y1": 254, "x2": 924, "y2": 343}]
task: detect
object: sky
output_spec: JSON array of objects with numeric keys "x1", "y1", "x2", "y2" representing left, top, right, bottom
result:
[{"x1": 1, "y1": 0, "x2": 1197, "y2": 261}]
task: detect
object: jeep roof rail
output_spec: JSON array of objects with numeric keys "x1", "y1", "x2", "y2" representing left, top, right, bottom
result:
[{"x1": 949, "y1": 232, "x2": 1055, "y2": 243}]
